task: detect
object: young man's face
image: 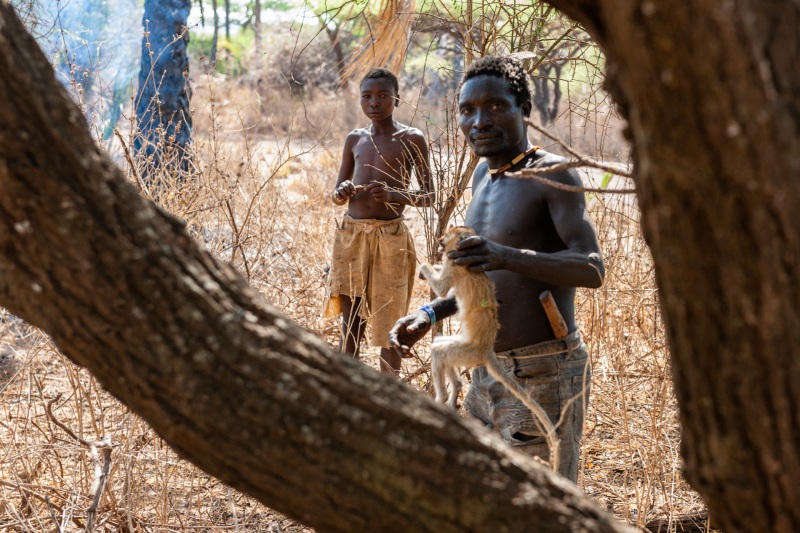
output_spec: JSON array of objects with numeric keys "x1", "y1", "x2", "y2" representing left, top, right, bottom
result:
[
  {"x1": 458, "y1": 75, "x2": 531, "y2": 158},
  {"x1": 360, "y1": 78, "x2": 398, "y2": 121}
]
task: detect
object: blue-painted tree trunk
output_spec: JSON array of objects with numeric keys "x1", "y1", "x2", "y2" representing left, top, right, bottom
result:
[{"x1": 135, "y1": 0, "x2": 192, "y2": 178}]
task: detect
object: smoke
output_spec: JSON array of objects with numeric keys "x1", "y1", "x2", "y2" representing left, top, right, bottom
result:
[{"x1": 19, "y1": 0, "x2": 144, "y2": 139}]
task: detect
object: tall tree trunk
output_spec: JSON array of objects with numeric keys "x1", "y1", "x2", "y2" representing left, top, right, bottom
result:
[
  {"x1": 322, "y1": 20, "x2": 348, "y2": 88},
  {"x1": 545, "y1": 1, "x2": 800, "y2": 532},
  {"x1": 135, "y1": 0, "x2": 192, "y2": 177},
  {"x1": 0, "y1": 3, "x2": 633, "y2": 532},
  {"x1": 210, "y1": 0, "x2": 219, "y2": 66},
  {"x1": 465, "y1": 0, "x2": 474, "y2": 66},
  {"x1": 253, "y1": 0, "x2": 262, "y2": 63},
  {"x1": 225, "y1": 0, "x2": 230, "y2": 40}
]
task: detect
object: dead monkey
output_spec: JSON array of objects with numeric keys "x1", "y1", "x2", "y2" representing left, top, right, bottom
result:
[{"x1": 419, "y1": 226, "x2": 560, "y2": 472}]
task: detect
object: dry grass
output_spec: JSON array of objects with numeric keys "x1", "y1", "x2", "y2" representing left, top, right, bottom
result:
[{"x1": 0, "y1": 72, "x2": 716, "y2": 533}]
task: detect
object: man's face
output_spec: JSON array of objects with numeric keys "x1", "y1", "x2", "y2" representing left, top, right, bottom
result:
[
  {"x1": 458, "y1": 75, "x2": 531, "y2": 158},
  {"x1": 360, "y1": 78, "x2": 398, "y2": 121}
]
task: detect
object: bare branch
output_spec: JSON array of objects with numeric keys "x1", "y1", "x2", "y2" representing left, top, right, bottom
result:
[
  {"x1": 510, "y1": 167, "x2": 636, "y2": 194},
  {"x1": 113, "y1": 128, "x2": 143, "y2": 193},
  {"x1": 46, "y1": 394, "x2": 113, "y2": 532},
  {"x1": 527, "y1": 119, "x2": 631, "y2": 176},
  {"x1": 520, "y1": 118, "x2": 635, "y2": 193}
]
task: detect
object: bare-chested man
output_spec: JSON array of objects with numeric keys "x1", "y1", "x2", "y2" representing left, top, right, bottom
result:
[
  {"x1": 389, "y1": 56, "x2": 604, "y2": 481},
  {"x1": 324, "y1": 68, "x2": 434, "y2": 376}
]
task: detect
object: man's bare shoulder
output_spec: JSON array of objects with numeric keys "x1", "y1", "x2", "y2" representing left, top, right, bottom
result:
[
  {"x1": 343, "y1": 127, "x2": 369, "y2": 148},
  {"x1": 346, "y1": 127, "x2": 370, "y2": 139},
  {"x1": 396, "y1": 123, "x2": 426, "y2": 142},
  {"x1": 529, "y1": 148, "x2": 568, "y2": 167},
  {"x1": 526, "y1": 149, "x2": 582, "y2": 186}
]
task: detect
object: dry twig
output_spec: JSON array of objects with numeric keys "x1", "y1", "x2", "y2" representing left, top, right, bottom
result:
[
  {"x1": 47, "y1": 393, "x2": 113, "y2": 533},
  {"x1": 114, "y1": 128, "x2": 144, "y2": 193},
  {"x1": 519, "y1": 119, "x2": 636, "y2": 193}
]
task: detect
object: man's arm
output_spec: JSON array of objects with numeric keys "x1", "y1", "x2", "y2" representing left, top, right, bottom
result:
[
  {"x1": 388, "y1": 295, "x2": 457, "y2": 356},
  {"x1": 534, "y1": 167, "x2": 605, "y2": 287}
]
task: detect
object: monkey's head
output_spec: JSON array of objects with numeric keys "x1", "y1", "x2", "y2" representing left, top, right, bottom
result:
[{"x1": 439, "y1": 226, "x2": 475, "y2": 254}]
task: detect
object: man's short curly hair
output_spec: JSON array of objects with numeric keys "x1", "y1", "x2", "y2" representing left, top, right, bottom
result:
[
  {"x1": 459, "y1": 55, "x2": 532, "y2": 108},
  {"x1": 361, "y1": 67, "x2": 400, "y2": 97}
]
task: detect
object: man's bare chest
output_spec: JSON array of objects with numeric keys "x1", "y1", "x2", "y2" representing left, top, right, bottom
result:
[
  {"x1": 466, "y1": 176, "x2": 555, "y2": 249},
  {"x1": 353, "y1": 135, "x2": 412, "y2": 172}
]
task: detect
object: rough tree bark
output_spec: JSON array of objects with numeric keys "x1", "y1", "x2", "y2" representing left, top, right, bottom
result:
[
  {"x1": 0, "y1": 3, "x2": 632, "y2": 533},
  {"x1": 544, "y1": 1, "x2": 800, "y2": 532}
]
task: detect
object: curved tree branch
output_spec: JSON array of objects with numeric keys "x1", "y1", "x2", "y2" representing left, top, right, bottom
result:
[{"x1": 0, "y1": 4, "x2": 634, "y2": 532}]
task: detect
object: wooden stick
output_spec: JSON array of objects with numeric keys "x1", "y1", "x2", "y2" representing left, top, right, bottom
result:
[{"x1": 539, "y1": 290, "x2": 569, "y2": 339}]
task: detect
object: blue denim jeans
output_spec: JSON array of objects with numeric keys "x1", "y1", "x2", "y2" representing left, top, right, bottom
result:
[{"x1": 463, "y1": 330, "x2": 591, "y2": 482}]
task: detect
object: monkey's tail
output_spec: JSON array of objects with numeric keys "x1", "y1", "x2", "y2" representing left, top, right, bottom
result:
[{"x1": 486, "y1": 357, "x2": 561, "y2": 474}]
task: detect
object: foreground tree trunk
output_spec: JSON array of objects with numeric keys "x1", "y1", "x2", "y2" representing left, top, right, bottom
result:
[
  {"x1": 0, "y1": 4, "x2": 632, "y2": 532},
  {"x1": 546, "y1": 1, "x2": 800, "y2": 532}
]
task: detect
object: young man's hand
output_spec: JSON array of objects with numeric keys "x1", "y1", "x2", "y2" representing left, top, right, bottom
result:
[
  {"x1": 448, "y1": 235, "x2": 509, "y2": 272},
  {"x1": 388, "y1": 311, "x2": 431, "y2": 357},
  {"x1": 364, "y1": 182, "x2": 397, "y2": 204},
  {"x1": 334, "y1": 180, "x2": 362, "y2": 201}
]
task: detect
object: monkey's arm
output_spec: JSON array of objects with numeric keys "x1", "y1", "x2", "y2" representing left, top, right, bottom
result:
[
  {"x1": 418, "y1": 263, "x2": 440, "y2": 277},
  {"x1": 419, "y1": 264, "x2": 454, "y2": 299}
]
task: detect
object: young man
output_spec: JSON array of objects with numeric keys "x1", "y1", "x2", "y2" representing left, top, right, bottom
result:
[
  {"x1": 389, "y1": 56, "x2": 604, "y2": 482},
  {"x1": 324, "y1": 68, "x2": 434, "y2": 376}
]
